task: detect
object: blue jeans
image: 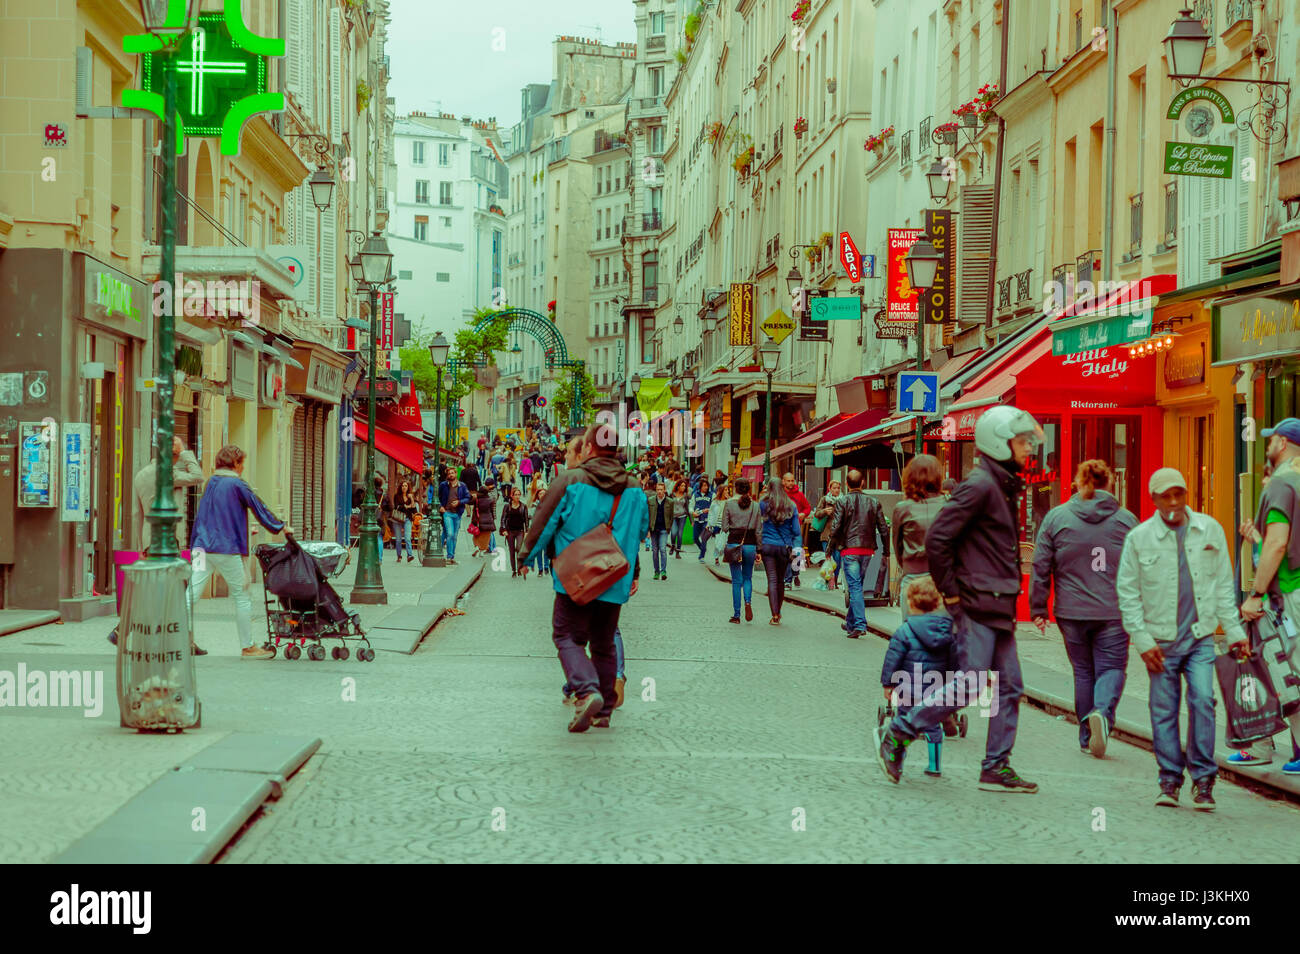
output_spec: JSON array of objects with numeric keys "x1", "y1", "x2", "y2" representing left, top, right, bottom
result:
[
  {"x1": 694, "y1": 518, "x2": 710, "y2": 558},
  {"x1": 897, "y1": 571, "x2": 948, "y2": 622},
  {"x1": 670, "y1": 514, "x2": 686, "y2": 551},
  {"x1": 393, "y1": 517, "x2": 413, "y2": 559},
  {"x1": 891, "y1": 615, "x2": 1025, "y2": 772},
  {"x1": 442, "y1": 511, "x2": 462, "y2": 559},
  {"x1": 1058, "y1": 617, "x2": 1129, "y2": 748},
  {"x1": 563, "y1": 627, "x2": 626, "y2": 696},
  {"x1": 841, "y1": 554, "x2": 868, "y2": 633},
  {"x1": 650, "y1": 530, "x2": 669, "y2": 573},
  {"x1": 726, "y1": 544, "x2": 757, "y2": 618},
  {"x1": 1147, "y1": 632, "x2": 1217, "y2": 787},
  {"x1": 527, "y1": 545, "x2": 550, "y2": 573}
]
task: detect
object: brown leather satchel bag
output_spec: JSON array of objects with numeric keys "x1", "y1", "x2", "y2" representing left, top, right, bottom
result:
[{"x1": 551, "y1": 491, "x2": 630, "y2": 605}]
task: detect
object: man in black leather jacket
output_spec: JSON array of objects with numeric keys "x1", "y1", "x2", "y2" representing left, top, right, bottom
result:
[
  {"x1": 874, "y1": 405, "x2": 1042, "y2": 794},
  {"x1": 826, "y1": 468, "x2": 887, "y2": 638}
]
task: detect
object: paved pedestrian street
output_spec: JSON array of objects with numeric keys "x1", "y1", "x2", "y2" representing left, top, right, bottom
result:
[{"x1": 205, "y1": 561, "x2": 1300, "y2": 864}]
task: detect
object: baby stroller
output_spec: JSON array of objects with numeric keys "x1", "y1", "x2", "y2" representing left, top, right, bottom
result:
[{"x1": 254, "y1": 534, "x2": 375, "y2": 662}]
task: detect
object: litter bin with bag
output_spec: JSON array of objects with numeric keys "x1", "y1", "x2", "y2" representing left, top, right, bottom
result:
[{"x1": 116, "y1": 557, "x2": 200, "y2": 731}]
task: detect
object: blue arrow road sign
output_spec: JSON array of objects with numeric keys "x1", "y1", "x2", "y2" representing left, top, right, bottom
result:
[{"x1": 898, "y1": 371, "x2": 939, "y2": 415}]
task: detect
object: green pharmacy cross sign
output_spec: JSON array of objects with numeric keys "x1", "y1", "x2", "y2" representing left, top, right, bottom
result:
[{"x1": 122, "y1": 4, "x2": 285, "y2": 157}]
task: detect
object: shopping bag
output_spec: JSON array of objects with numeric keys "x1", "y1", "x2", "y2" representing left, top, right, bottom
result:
[
  {"x1": 1215, "y1": 652, "x2": 1288, "y2": 747},
  {"x1": 1251, "y1": 604, "x2": 1300, "y2": 717},
  {"x1": 682, "y1": 519, "x2": 694, "y2": 546}
]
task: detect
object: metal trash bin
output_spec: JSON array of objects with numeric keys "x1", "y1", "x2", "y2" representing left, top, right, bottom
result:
[{"x1": 116, "y1": 557, "x2": 200, "y2": 731}]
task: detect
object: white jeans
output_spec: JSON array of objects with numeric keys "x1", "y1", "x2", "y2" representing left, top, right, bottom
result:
[{"x1": 189, "y1": 551, "x2": 254, "y2": 649}]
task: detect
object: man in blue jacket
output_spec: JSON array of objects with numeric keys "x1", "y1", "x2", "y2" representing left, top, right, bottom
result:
[
  {"x1": 188, "y1": 444, "x2": 290, "y2": 659},
  {"x1": 519, "y1": 422, "x2": 648, "y2": 732}
]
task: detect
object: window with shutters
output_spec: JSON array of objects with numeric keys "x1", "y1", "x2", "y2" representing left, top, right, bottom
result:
[
  {"x1": 958, "y1": 184, "x2": 995, "y2": 326},
  {"x1": 414, "y1": 216, "x2": 428, "y2": 241},
  {"x1": 415, "y1": 180, "x2": 430, "y2": 204},
  {"x1": 321, "y1": 210, "x2": 336, "y2": 320},
  {"x1": 439, "y1": 144, "x2": 450, "y2": 166},
  {"x1": 412, "y1": 140, "x2": 425, "y2": 164},
  {"x1": 440, "y1": 182, "x2": 453, "y2": 205},
  {"x1": 1177, "y1": 124, "x2": 1251, "y2": 286}
]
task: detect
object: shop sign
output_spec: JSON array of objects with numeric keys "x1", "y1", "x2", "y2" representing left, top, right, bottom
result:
[
  {"x1": 1166, "y1": 86, "x2": 1235, "y2": 124},
  {"x1": 1052, "y1": 309, "x2": 1153, "y2": 356},
  {"x1": 1164, "y1": 341, "x2": 1206, "y2": 389},
  {"x1": 380, "y1": 293, "x2": 395, "y2": 350},
  {"x1": 799, "y1": 293, "x2": 829, "y2": 341},
  {"x1": 809, "y1": 296, "x2": 861, "y2": 321},
  {"x1": 123, "y1": 11, "x2": 286, "y2": 157},
  {"x1": 928, "y1": 408, "x2": 981, "y2": 441},
  {"x1": 922, "y1": 210, "x2": 954, "y2": 338},
  {"x1": 761, "y1": 308, "x2": 795, "y2": 344},
  {"x1": 729, "y1": 283, "x2": 755, "y2": 346},
  {"x1": 1214, "y1": 290, "x2": 1300, "y2": 364},
  {"x1": 839, "y1": 232, "x2": 863, "y2": 283},
  {"x1": 1058, "y1": 348, "x2": 1129, "y2": 380},
  {"x1": 229, "y1": 341, "x2": 257, "y2": 400},
  {"x1": 887, "y1": 228, "x2": 924, "y2": 327},
  {"x1": 1164, "y1": 141, "x2": 1233, "y2": 179},
  {"x1": 81, "y1": 255, "x2": 148, "y2": 341},
  {"x1": 304, "y1": 356, "x2": 344, "y2": 403},
  {"x1": 261, "y1": 362, "x2": 284, "y2": 405}
]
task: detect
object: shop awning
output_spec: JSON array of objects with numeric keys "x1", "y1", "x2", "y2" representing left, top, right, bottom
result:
[
  {"x1": 812, "y1": 414, "x2": 916, "y2": 468},
  {"x1": 739, "y1": 409, "x2": 886, "y2": 469},
  {"x1": 352, "y1": 420, "x2": 461, "y2": 474},
  {"x1": 949, "y1": 333, "x2": 1053, "y2": 413},
  {"x1": 1048, "y1": 274, "x2": 1177, "y2": 356}
]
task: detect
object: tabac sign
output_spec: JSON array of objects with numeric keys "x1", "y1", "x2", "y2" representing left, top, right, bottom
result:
[{"x1": 122, "y1": 8, "x2": 286, "y2": 156}]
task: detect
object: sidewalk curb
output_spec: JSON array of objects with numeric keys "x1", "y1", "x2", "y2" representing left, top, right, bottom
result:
[
  {"x1": 705, "y1": 563, "x2": 1300, "y2": 803},
  {"x1": 53, "y1": 733, "x2": 320, "y2": 864},
  {"x1": 362, "y1": 562, "x2": 483, "y2": 655}
]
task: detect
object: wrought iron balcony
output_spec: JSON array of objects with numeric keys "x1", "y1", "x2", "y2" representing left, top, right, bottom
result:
[
  {"x1": 1129, "y1": 193, "x2": 1143, "y2": 258},
  {"x1": 1163, "y1": 182, "x2": 1177, "y2": 248},
  {"x1": 1015, "y1": 269, "x2": 1033, "y2": 302},
  {"x1": 997, "y1": 277, "x2": 1012, "y2": 310}
]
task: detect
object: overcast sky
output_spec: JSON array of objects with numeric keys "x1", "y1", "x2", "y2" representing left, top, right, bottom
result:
[{"x1": 386, "y1": 0, "x2": 638, "y2": 129}]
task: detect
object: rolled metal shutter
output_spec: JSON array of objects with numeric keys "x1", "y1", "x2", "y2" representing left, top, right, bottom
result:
[{"x1": 291, "y1": 405, "x2": 306, "y2": 534}]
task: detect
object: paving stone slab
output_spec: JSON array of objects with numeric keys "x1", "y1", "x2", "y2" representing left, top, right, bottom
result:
[
  {"x1": 373, "y1": 606, "x2": 440, "y2": 632},
  {"x1": 0, "y1": 610, "x2": 61, "y2": 638},
  {"x1": 366, "y1": 627, "x2": 428, "y2": 655},
  {"x1": 53, "y1": 767, "x2": 273, "y2": 864},
  {"x1": 180, "y1": 733, "x2": 320, "y2": 781}
]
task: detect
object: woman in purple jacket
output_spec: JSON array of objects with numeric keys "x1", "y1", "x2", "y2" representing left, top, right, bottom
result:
[{"x1": 189, "y1": 444, "x2": 290, "y2": 659}]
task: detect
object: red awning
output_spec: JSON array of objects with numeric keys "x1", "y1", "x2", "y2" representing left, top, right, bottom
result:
[
  {"x1": 352, "y1": 420, "x2": 461, "y2": 473},
  {"x1": 740, "y1": 408, "x2": 887, "y2": 468},
  {"x1": 948, "y1": 331, "x2": 1053, "y2": 413}
]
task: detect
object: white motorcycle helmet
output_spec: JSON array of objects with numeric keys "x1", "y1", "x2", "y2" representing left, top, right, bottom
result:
[{"x1": 973, "y1": 405, "x2": 1042, "y2": 461}]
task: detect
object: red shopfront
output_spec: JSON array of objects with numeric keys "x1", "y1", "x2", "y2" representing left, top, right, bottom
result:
[{"x1": 935, "y1": 324, "x2": 1163, "y2": 620}]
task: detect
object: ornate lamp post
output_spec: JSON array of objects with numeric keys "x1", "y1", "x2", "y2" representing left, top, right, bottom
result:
[
  {"x1": 422, "y1": 332, "x2": 450, "y2": 567},
  {"x1": 351, "y1": 231, "x2": 393, "y2": 604},
  {"x1": 758, "y1": 343, "x2": 781, "y2": 483},
  {"x1": 904, "y1": 233, "x2": 943, "y2": 455}
]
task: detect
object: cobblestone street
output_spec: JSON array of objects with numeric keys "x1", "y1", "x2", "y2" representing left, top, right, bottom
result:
[{"x1": 213, "y1": 558, "x2": 1300, "y2": 863}]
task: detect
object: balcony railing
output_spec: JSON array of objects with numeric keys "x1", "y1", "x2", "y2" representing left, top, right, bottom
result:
[
  {"x1": 1015, "y1": 269, "x2": 1033, "y2": 302},
  {"x1": 646, "y1": 35, "x2": 666, "y2": 52},
  {"x1": 997, "y1": 277, "x2": 1012, "y2": 310},
  {"x1": 772, "y1": 125, "x2": 783, "y2": 157},
  {"x1": 900, "y1": 129, "x2": 912, "y2": 167},
  {"x1": 765, "y1": 236, "x2": 780, "y2": 268},
  {"x1": 918, "y1": 116, "x2": 932, "y2": 155},
  {"x1": 1077, "y1": 249, "x2": 1099, "y2": 288},
  {"x1": 1129, "y1": 193, "x2": 1143, "y2": 258},
  {"x1": 1163, "y1": 181, "x2": 1177, "y2": 248}
]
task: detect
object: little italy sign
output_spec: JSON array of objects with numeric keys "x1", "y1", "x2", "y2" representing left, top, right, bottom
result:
[{"x1": 1059, "y1": 348, "x2": 1129, "y2": 381}]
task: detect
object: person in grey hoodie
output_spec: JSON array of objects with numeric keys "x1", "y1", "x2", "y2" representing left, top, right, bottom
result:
[{"x1": 1030, "y1": 459, "x2": 1138, "y2": 758}]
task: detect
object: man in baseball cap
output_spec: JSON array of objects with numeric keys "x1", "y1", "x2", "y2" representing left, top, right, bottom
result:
[
  {"x1": 1116, "y1": 465, "x2": 1246, "y2": 811},
  {"x1": 1261, "y1": 417, "x2": 1300, "y2": 444}
]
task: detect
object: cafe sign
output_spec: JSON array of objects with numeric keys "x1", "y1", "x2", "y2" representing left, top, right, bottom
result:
[
  {"x1": 1213, "y1": 290, "x2": 1300, "y2": 365},
  {"x1": 1164, "y1": 141, "x2": 1233, "y2": 179},
  {"x1": 1164, "y1": 341, "x2": 1206, "y2": 389}
]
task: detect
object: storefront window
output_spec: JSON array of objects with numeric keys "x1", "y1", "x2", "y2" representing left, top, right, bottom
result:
[
  {"x1": 1023, "y1": 416, "x2": 1061, "y2": 555},
  {"x1": 1072, "y1": 414, "x2": 1142, "y2": 516}
]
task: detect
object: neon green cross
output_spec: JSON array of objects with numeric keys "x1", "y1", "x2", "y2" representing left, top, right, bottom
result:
[{"x1": 175, "y1": 28, "x2": 248, "y2": 116}]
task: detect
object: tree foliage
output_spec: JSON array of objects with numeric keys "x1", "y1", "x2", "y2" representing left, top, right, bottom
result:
[
  {"x1": 407, "y1": 308, "x2": 512, "y2": 407},
  {"x1": 550, "y1": 367, "x2": 596, "y2": 430}
]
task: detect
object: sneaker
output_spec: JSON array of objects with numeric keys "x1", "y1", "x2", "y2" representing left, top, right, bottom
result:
[
  {"x1": 1155, "y1": 781, "x2": 1181, "y2": 808},
  {"x1": 769, "y1": 616, "x2": 780, "y2": 625},
  {"x1": 848, "y1": 630, "x2": 865, "y2": 639},
  {"x1": 728, "y1": 616, "x2": 740, "y2": 624},
  {"x1": 698, "y1": 557, "x2": 705, "y2": 563},
  {"x1": 1227, "y1": 750, "x2": 1272, "y2": 767},
  {"x1": 563, "y1": 693, "x2": 576, "y2": 707},
  {"x1": 1085, "y1": 711, "x2": 1108, "y2": 758},
  {"x1": 675, "y1": 552, "x2": 681, "y2": 559},
  {"x1": 1192, "y1": 777, "x2": 1216, "y2": 812},
  {"x1": 874, "y1": 726, "x2": 909, "y2": 784},
  {"x1": 793, "y1": 574, "x2": 801, "y2": 588},
  {"x1": 661, "y1": 573, "x2": 667, "y2": 581},
  {"x1": 977, "y1": 764, "x2": 1039, "y2": 793},
  {"x1": 590, "y1": 716, "x2": 612, "y2": 728},
  {"x1": 107, "y1": 628, "x2": 118, "y2": 646},
  {"x1": 191, "y1": 644, "x2": 208, "y2": 656},
  {"x1": 1283, "y1": 758, "x2": 1300, "y2": 775},
  {"x1": 241, "y1": 645, "x2": 274, "y2": 660},
  {"x1": 568, "y1": 692, "x2": 604, "y2": 733},
  {"x1": 614, "y1": 676, "x2": 626, "y2": 709},
  {"x1": 744, "y1": 603, "x2": 753, "y2": 622}
]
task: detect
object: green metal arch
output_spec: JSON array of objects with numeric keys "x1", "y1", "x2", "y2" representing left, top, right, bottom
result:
[{"x1": 472, "y1": 307, "x2": 573, "y2": 369}]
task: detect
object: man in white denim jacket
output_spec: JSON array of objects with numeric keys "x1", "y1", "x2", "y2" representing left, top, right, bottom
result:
[{"x1": 1116, "y1": 467, "x2": 1245, "y2": 813}]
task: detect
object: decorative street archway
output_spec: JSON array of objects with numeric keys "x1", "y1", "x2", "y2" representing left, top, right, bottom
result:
[{"x1": 449, "y1": 308, "x2": 586, "y2": 432}]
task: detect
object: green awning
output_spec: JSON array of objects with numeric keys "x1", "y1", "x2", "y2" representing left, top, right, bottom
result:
[{"x1": 1051, "y1": 307, "x2": 1154, "y2": 356}]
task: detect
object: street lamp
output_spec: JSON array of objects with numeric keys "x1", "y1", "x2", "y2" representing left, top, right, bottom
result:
[
  {"x1": 673, "y1": 314, "x2": 684, "y2": 333},
  {"x1": 759, "y1": 343, "x2": 781, "y2": 483},
  {"x1": 308, "y1": 166, "x2": 335, "y2": 212},
  {"x1": 351, "y1": 230, "x2": 393, "y2": 604},
  {"x1": 422, "y1": 332, "x2": 450, "y2": 567},
  {"x1": 137, "y1": 0, "x2": 200, "y2": 563},
  {"x1": 904, "y1": 232, "x2": 943, "y2": 453},
  {"x1": 926, "y1": 159, "x2": 952, "y2": 204},
  {"x1": 1163, "y1": 8, "x2": 1210, "y2": 81},
  {"x1": 630, "y1": 373, "x2": 642, "y2": 466}
]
